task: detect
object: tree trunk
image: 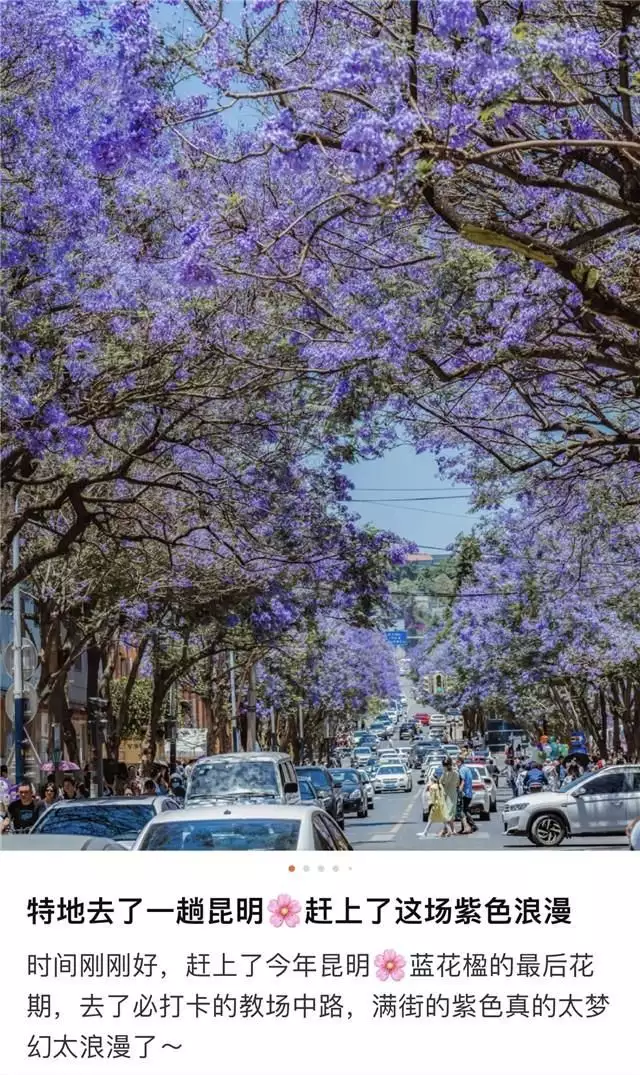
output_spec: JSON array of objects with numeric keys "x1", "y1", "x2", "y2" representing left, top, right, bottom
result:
[{"x1": 141, "y1": 673, "x2": 167, "y2": 771}]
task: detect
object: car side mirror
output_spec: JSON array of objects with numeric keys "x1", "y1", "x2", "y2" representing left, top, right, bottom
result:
[
  {"x1": 284, "y1": 782, "x2": 298, "y2": 795},
  {"x1": 572, "y1": 786, "x2": 586, "y2": 798}
]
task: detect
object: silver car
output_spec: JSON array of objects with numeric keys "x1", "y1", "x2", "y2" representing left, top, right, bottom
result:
[
  {"x1": 503, "y1": 765, "x2": 640, "y2": 847},
  {"x1": 356, "y1": 769, "x2": 375, "y2": 810},
  {"x1": 185, "y1": 752, "x2": 300, "y2": 807}
]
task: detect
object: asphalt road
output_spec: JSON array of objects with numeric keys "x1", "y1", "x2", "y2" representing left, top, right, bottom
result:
[{"x1": 344, "y1": 775, "x2": 629, "y2": 851}]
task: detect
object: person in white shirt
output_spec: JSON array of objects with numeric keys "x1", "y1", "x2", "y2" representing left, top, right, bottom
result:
[{"x1": 628, "y1": 817, "x2": 640, "y2": 851}]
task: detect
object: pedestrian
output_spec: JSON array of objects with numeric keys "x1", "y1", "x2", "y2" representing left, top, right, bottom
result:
[
  {"x1": 417, "y1": 773, "x2": 445, "y2": 839},
  {"x1": 438, "y1": 757, "x2": 459, "y2": 838},
  {"x1": 61, "y1": 776, "x2": 78, "y2": 800},
  {"x1": 143, "y1": 778, "x2": 157, "y2": 796},
  {"x1": 1, "y1": 782, "x2": 46, "y2": 833},
  {"x1": 41, "y1": 783, "x2": 58, "y2": 808},
  {"x1": 456, "y1": 756, "x2": 478, "y2": 834}
]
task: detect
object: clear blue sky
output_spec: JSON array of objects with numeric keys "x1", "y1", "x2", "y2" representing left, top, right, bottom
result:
[{"x1": 343, "y1": 447, "x2": 474, "y2": 550}]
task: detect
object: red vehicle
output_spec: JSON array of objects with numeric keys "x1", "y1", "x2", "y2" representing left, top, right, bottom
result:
[{"x1": 415, "y1": 713, "x2": 431, "y2": 726}]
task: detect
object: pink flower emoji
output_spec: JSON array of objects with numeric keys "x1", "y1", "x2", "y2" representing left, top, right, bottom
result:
[
  {"x1": 375, "y1": 949, "x2": 406, "y2": 982},
  {"x1": 268, "y1": 893, "x2": 301, "y2": 928}
]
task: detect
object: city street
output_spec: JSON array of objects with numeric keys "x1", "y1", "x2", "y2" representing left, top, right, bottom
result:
[
  {"x1": 344, "y1": 779, "x2": 630, "y2": 852},
  {"x1": 342, "y1": 681, "x2": 630, "y2": 852}
]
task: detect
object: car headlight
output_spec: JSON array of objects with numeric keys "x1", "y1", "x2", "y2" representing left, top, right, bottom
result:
[
  {"x1": 504, "y1": 802, "x2": 526, "y2": 812},
  {"x1": 349, "y1": 790, "x2": 362, "y2": 801}
]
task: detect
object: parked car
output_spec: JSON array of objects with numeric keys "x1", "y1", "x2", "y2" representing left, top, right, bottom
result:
[
  {"x1": 296, "y1": 766, "x2": 345, "y2": 828},
  {"x1": 472, "y1": 764, "x2": 498, "y2": 812},
  {"x1": 132, "y1": 805, "x2": 353, "y2": 851},
  {"x1": 29, "y1": 796, "x2": 178, "y2": 849},
  {"x1": 356, "y1": 769, "x2": 375, "y2": 810},
  {"x1": 503, "y1": 765, "x2": 640, "y2": 847},
  {"x1": 329, "y1": 768, "x2": 368, "y2": 818},
  {"x1": 373, "y1": 764, "x2": 413, "y2": 793},
  {"x1": 185, "y1": 753, "x2": 300, "y2": 807}
]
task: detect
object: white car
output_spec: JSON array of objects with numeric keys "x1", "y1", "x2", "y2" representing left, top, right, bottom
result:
[
  {"x1": 378, "y1": 749, "x2": 400, "y2": 763},
  {"x1": 373, "y1": 764, "x2": 413, "y2": 793},
  {"x1": 467, "y1": 767, "x2": 491, "y2": 820},
  {"x1": 472, "y1": 764, "x2": 498, "y2": 812},
  {"x1": 132, "y1": 804, "x2": 353, "y2": 850},
  {"x1": 503, "y1": 765, "x2": 640, "y2": 847},
  {"x1": 357, "y1": 769, "x2": 375, "y2": 810}
]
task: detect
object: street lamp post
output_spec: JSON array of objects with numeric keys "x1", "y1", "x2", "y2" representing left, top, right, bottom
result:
[
  {"x1": 87, "y1": 697, "x2": 107, "y2": 797},
  {"x1": 229, "y1": 650, "x2": 239, "y2": 751},
  {"x1": 12, "y1": 514, "x2": 26, "y2": 785}
]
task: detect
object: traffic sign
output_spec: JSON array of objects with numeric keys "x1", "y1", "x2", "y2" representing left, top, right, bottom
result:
[{"x1": 385, "y1": 630, "x2": 408, "y2": 646}]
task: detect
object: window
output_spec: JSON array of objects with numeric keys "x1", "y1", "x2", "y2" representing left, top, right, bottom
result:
[
  {"x1": 161, "y1": 799, "x2": 179, "y2": 811},
  {"x1": 322, "y1": 814, "x2": 352, "y2": 851},
  {"x1": 312, "y1": 816, "x2": 334, "y2": 850},
  {"x1": 582, "y1": 772, "x2": 626, "y2": 796},
  {"x1": 626, "y1": 769, "x2": 640, "y2": 792}
]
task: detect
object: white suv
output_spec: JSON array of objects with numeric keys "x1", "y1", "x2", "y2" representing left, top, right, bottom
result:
[{"x1": 502, "y1": 765, "x2": 640, "y2": 847}]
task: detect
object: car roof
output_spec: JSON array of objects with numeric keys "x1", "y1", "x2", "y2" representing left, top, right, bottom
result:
[
  {"x1": 193, "y1": 752, "x2": 291, "y2": 764},
  {"x1": 143, "y1": 804, "x2": 319, "y2": 825}
]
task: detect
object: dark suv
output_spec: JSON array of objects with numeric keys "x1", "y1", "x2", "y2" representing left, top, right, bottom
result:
[
  {"x1": 296, "y1": 766, "x2": 345, "y2": 828},
  {"x1": 399, "y1": 722, "x2": 417, "y2": 741}
]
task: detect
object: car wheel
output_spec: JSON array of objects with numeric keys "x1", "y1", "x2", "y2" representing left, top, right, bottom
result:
[
  {"x1": 369, "y1": 799, "x2": 375, "y2": 811},
  {"x1": 528, "y1": 812, "x2": 567, "y2": 847},
  {"x1": 481, "y1": 809, "x2": 490, "y2": 821},
  {"x1": 490, "y1": 799, "x2": 497, "y2": 813}
]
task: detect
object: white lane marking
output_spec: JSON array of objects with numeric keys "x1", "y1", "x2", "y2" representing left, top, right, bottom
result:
[{"x1": 368, "y1": 786, "x2": 422, "y2": 843}]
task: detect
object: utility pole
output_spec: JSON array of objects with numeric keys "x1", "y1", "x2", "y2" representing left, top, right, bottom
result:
[
  {"x1": 270, "y1": 707, "x2": 277, "y2": 751},
  {"x1": 298, "y1": 702, "x2": 304, "y2": 762},
  {"x1": 12, "y1": 510, "x2": 26, "y2": 785},
  {"x1": 246, "y1": 664, "x2": 257, "y2": 752},
  {"x1": 229, "y1": 650, "x2": 239, "y2": 751},
  {"x1": 168, "y1": 682, "x2": 177, "y2": 773},
  {"x1": 87, "y1": 697, "x2": 106, "y2": 797}
]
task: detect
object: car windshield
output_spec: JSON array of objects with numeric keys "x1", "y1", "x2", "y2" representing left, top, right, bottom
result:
[
  {"x1": 297, "y1": 768, "x2": 331, "y2": 790},
  {"x1": 187, "y1": 759, "x2": 279, "y2": 800},
  {"x1": 139, "y1": 819, "x2": 301, "y2": 850},
  {"x1": 379, "y1": 766, "x2": 404, "y2": 775},
  {"x1": 330, "y1": 769, "x2": 359, "y2": 785},
  {"x1": 35, "y1": 804, "x2": 155, "y2": 841}
]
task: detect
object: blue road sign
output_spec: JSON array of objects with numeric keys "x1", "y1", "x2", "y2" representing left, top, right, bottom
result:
[{"x1": 385, "y1": 630, "x2": 408, "y2": 646}]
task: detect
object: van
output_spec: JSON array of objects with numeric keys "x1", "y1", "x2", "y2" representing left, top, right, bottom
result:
[{"x1": 185, "y1": 752, "x2": 300, "y2": 807}]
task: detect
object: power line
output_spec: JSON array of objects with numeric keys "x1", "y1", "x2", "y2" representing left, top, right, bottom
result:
[
  {"x1": 353, "y1": 487, "x2": 470, "y2": 492},
  {"x1": 351, "y1": 495, "x2": 470, "y2": 502},
  {"x1": 353, "y1": 499, "x2": 471, "y2": 519}
]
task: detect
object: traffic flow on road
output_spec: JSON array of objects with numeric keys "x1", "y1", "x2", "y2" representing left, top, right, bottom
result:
[{"x1": 1, "y1": 680, "x2": 638, "y2": 852}]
